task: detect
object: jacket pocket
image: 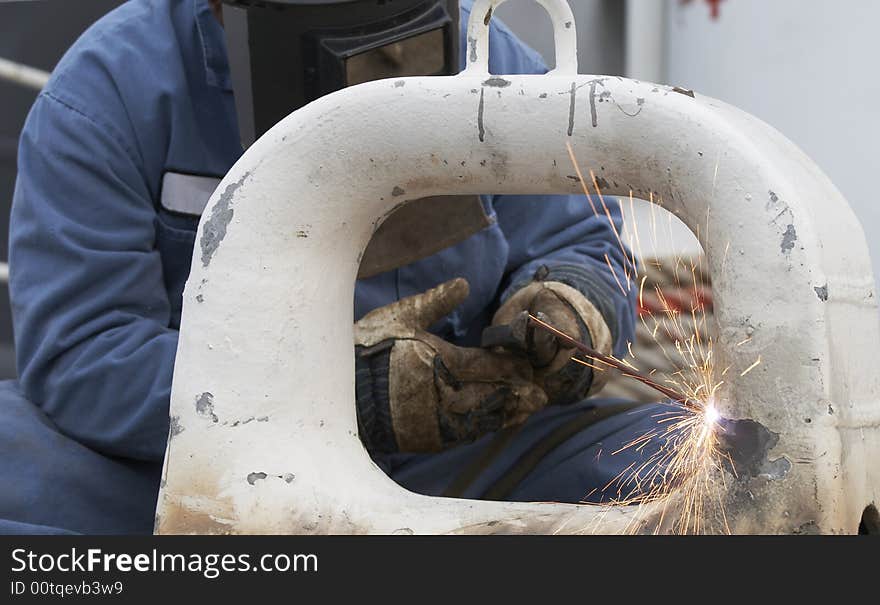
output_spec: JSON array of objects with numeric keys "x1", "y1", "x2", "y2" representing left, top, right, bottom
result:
[
  {"x1": 155, "y1": 208, "x2": 198, "y2": 329},
  {"x1": 155, "y1": 172, "x2": 221, "y2": 328}
]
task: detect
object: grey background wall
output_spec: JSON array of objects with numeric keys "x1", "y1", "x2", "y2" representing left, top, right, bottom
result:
[{"x1": 663, "y1": 0, "x2": 880, "y2": 295}]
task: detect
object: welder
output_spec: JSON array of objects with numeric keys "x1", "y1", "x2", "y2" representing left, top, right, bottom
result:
[{"x1": 0, "y1": 0, "x2": 676, "y2": 534}]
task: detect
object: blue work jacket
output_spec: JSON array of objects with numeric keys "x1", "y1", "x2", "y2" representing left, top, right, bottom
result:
[{"x1": 9, "y1": 0, "x2": 636, "y2": 468}]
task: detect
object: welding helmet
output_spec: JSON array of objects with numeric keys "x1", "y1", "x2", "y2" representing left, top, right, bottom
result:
[{"x1": 221, "y1": 0, "x2": 461, "y2": 148}]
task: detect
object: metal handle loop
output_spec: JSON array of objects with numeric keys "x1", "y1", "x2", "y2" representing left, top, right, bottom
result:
[{"x1": 464, "y1": 0, "x2": 578, "y2": 75}]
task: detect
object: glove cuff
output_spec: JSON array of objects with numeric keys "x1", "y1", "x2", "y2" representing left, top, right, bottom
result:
[
  {"x1": 386, "y1": 339, "x2": 445, "y2": 452},
  {"x1": 355, "y1": 343, "x2": 398, "y2": 454},
  {"x1": 355, "y1": 340, "x2": 446, "y2": 454}
]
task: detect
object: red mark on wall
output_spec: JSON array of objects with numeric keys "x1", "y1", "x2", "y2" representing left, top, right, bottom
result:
[{"x1": 680, "y1": 0, "x2": 726, "y2": 20}]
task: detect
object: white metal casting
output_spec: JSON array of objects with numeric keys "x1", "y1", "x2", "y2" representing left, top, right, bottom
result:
[{"x1": 156, "y1": 0, "x2": 880, "y2": 534}]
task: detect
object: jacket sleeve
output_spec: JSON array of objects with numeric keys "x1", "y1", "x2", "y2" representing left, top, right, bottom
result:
[{"x1": 9, "y1": 92, "x2": 176, "y2": 462}]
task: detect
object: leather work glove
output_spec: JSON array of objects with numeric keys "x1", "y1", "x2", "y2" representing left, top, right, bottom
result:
[
  {"x1": 354, "y1": 278, "x2": 548, "y2": 454},
  {"x1": 491, "y1": 276, "x2": 614, "y2": 406}
]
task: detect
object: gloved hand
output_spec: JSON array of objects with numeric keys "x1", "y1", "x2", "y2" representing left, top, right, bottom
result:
[
  {"x1": 354, "y1": 278, "x2": 548, "y2": 454},
  {"x1": 491, "y1": 279, "x2": 613, "y2": 405}
]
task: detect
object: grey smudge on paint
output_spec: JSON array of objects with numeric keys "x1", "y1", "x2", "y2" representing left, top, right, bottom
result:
[
  {"x1": 478, "y1": 88, "x2": 486, "y2": 142},
  {"x1": 468, "y1": 36, "x2": 478, "y2": 63},
  {"x1": 169, "y1": 416, "x2": 184, "y2": 437},
  {"x1": 282, "y1": 473, "x2": 295, "y2": 483},
  {"x1": 672, "y1": 86, "x2": 695, "y2": 98},
  {"x1": 200, "y1": 173, "x2": 248, "y2": 267},
  {"x1": 567, "y1": 82, "x2": 576, "y2": 136},
  {"x1": 780, "y1": 224, "x2": 798, "y2": 254},
  {"x1": 195, "y1": 392, "x2": 218, "y2": 423},
  {"x1": 394, "y1": 80, "x2": 405, "y2": 88},
  {"x1": 483, "y1": 7, "x2": 493, "y2": 25},
  {"x1": 482, "y1": 77, "x2": 511, "y2": 88},
  {"x1": 391, "y1": 186, "x2": 405, "y2": 197},
  {"x1": 589, "y1": 80, "x2": 599, "y2": 127},
  {"x1": 247, "y1": 472, "x2": 268, "y2": 485},
  {"x1": 814, "y1": 284, "x2": 828, "y2": 301}
]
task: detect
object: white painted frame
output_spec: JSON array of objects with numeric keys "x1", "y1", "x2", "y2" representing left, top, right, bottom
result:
[{"x1": 157, "y1": 0, "x2": 879, "y2": 534}]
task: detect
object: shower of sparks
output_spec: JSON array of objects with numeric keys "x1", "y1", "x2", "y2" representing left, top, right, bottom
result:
[{"x1": 552, "y1": 142, "x2": 762, "y2": 534}]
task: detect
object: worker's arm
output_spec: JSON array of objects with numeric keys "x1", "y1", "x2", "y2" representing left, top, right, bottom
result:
[
  {"x1": 491, "y1": 194, "x2": 636, "y2": 403},
  {"x1": 10, "y1": 91, "x2": 176, "y2": 462},
  {"x1": 493, "y1": 194, "x2": 637, "y2": 360}
]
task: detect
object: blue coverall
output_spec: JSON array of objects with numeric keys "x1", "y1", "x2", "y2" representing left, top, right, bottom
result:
[{"x1": 1, "y1": 0, "x2": 675, "y2": 534}]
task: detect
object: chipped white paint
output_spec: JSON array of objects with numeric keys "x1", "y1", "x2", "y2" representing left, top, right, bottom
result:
[{"x1": 156, "y1": 0, "x2": 880, "y2": 534}]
